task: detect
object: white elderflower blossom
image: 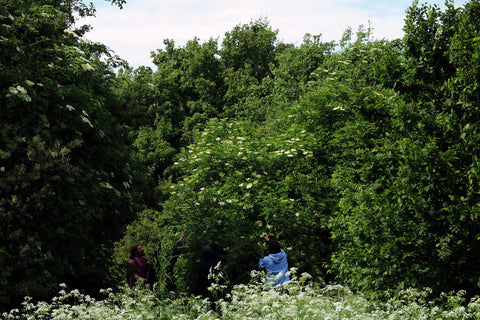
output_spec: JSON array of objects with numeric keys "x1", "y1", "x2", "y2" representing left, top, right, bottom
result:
[
  {"x1": 64, "y1": 29, "x2": 83, "y2": 41},
  {"x1": 7, "y1": 269, "x2": 480, "y2": 319}
]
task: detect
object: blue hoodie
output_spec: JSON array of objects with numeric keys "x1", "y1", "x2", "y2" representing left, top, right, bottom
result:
[{"x1": 258, "y1": 249, "x2": 290, "y2": 285}]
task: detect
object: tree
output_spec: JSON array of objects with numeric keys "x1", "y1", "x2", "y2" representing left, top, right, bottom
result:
[
  {"x1": 270, "y1": 34, "x2": 334, "y2": 104},
  {"x1": 221, "y1": 18, "x2": 278, "y2": 82},
  {"x1": 402, "y1": 0, "x2": 458, "y2": 102},
  {"x1": 329, "y1": 0, "x2": 480, "y2": 295},
  {"x1": 149, "y1": 38, "x2": 224, "y2": 147},
  {"x1": 0, "y1": 0, "x2": 137, "y2": 309},
  {"x1": 220, "y1": 18, "x2": 282, "y2": 121}
]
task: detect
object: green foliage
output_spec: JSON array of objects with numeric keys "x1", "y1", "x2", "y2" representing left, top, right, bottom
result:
[
  {"x1": 133, "y1": 121, "x2": 176, "y2": 206},
  {"x1": 445, "y1": 0, "x2": 480, "y2": 123},
  {"x1": 4, "y1": 0, "x2": 480, "y2": 310},
  {"x1": 111, "y1": 209, "x2": 185, "y2": 295},
  {"x1": 116, "y1": 19, "x2": 291, "y2": 209},
  {"x1": 219, "y1": 18, "x2": 284, "y2": 122},
  {"x1": 221, "y1": 18, "x2": 278, "y2": 82},
  {"x1": 0, "y1": 0, "x2": 138, "y2": 310},
  {"x1": 113, "y1": 2, "x2": 480, "y2": 299},
  {"x1": 327, "y1": 0, "x2": 480, "y2": 295},
  {"x1": 121, "y1": 112, "x2": 334, "y2": 293},
  {"x1": 112, "y1": 66, "x2": 157, "y2": 131},
  {"x1": 402, "y1": 0, "x2": 458, "y2": 101},
  {"x1": 150, "y1": 37, "x2": 224, "y2": 142},
  {"x1": 270, "y1": 34, "x2": 334, "y2": 104},
  {"x1": 115, "y1": 38, "x2": 226, "y2": 208}
]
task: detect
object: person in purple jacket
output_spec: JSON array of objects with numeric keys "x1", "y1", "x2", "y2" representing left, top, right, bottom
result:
[
  {"x1": 258, "y1": 233, "x2": 290, "y2": 285},
  {"x1": 127, "y1": 244, "x2": 155, "y2": 288}
]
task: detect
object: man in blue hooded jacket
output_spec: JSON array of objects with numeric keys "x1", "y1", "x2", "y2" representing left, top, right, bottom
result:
[{"x1": 258, "y1": 233, "x2": 290, "y2": 285}]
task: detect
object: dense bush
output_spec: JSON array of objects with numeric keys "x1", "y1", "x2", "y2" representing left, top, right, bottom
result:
[
  {"x1": 329, "y1": 0, "x2": 480, "y2": 295},
  {"x1": 0, "y1": 0, "x2": 138, "y2": 310}
]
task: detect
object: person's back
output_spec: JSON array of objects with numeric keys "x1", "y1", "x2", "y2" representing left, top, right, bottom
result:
[
  {"x1": 195, "y1": 246, "x2": 219, "y2": 301},
  {"x1": 258, "y1": 235, "x2": 290, "y2": 285}
]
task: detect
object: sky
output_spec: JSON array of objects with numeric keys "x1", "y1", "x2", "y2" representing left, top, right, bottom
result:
[{"x1": 79, "y1": 0, "x2": 470, "y2": 69}]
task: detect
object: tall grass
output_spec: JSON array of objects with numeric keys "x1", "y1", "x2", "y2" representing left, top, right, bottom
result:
[{"x1": 3, "y1": 269, "x2": 480, "y2": 319}]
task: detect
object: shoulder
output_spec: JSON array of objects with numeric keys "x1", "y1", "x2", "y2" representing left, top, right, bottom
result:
[{"x1": 261, "y1": 255, "x2": 272, "y2": 262}]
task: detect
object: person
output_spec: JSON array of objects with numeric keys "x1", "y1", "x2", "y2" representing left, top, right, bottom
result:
[
  {"x1": 258, "y1": 233, "x2": 290, "y2": 286},
  {"x1": 195, "y1": 245, "x2": 220, "y2": 302},
  {"x1": 127, "y1": 244, "x2": 156, "y2": 288}
]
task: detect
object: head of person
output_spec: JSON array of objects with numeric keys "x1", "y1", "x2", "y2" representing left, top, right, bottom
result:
[
  {"x1": 130, "y1": 244, "x2": 145, "y2": 259},
  {"x1": 268, "y1": 240, "x2": 281, "y2": 254},
  {"x1": 201, "y1": 245, "x2": 214, "y2": 259}
]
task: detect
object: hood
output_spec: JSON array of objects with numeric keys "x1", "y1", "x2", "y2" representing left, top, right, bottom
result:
[{"x1": 269, "y1": 249, "x2": 287, "y2": 264}]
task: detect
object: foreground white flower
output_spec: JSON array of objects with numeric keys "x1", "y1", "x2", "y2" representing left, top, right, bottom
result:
[{"x1": 4, "y1": 270, "x2": 480, "y2": 320}]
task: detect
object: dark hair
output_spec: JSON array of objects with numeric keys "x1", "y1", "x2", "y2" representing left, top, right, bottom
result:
[
  {"x1": 130, "y1": 244, "x2": 139, "y2": 259},
  {"x1": 268, "y1": 240, "x2": 281, "y2": 254},
  {"x1": 201, "y1": 245, "x2": 215, "y2": 259}
]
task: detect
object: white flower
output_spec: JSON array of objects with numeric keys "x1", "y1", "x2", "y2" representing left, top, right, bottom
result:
[
  {"x1": 80, "y1": 116, "x2": 93, "y2": 128},
  {"x1": 64, "y1": 29, "x2": 83, "y2": 40}
]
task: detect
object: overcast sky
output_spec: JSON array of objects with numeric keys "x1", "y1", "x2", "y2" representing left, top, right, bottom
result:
[{"x1": 79, "y1": 0, "x2": 469, "y2": 69}]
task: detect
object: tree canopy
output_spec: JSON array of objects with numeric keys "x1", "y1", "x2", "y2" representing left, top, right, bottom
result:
[{"x1": 0, "y1": 0, "x2": 139, "y2": 308}]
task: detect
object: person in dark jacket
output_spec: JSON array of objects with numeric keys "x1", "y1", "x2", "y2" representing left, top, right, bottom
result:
[
  {"x1": 195, "y1": 245, "x2": 219, "y2": 301},
  {"x1": 258, "y1": 233, "x2": 290, "y2": 285}
]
